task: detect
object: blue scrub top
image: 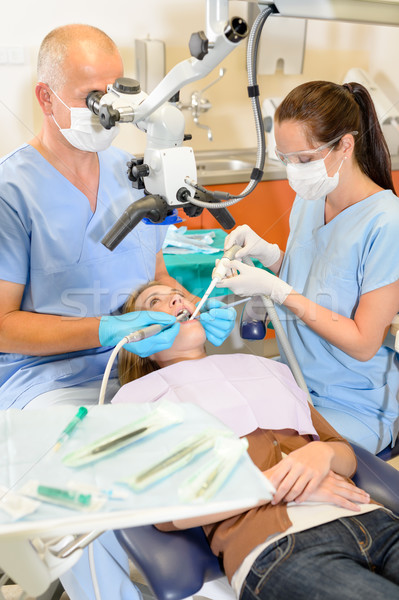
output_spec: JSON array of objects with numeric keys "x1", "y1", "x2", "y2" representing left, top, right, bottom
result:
[
  {"x1": 0, "y1": 144, "x2": 167, "y2": 408},
  {"x1": 276, "y1": 190, "x2": 399, "y2": 443}
]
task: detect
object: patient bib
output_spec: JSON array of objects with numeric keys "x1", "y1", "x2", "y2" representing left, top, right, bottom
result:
[{"x1": 112, "y1": 354, "x2": 318, "y2": 438}]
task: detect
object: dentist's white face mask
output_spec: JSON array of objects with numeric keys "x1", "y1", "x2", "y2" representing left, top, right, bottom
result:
[
  {"x1": 286, "y1": 147, "x2": 345, "y2": 201},
  {"x1": 50, "y1": 88, "x2": 119, "y2": 152}
]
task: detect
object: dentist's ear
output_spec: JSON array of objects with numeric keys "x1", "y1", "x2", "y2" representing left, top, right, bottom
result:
[{"x1": 35, "y1": 82, "x2": 52, "y2": 115}]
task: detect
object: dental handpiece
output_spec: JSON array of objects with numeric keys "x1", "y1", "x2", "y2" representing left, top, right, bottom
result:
[
  {"x1": 125, "y1": 309, "x2": 190, "y2": 343},
  {"x1": 190, "y1": 244, "x2": 242, "y2": 321}
]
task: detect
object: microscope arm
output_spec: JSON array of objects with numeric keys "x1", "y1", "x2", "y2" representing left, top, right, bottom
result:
[{"x1": 87, "y1": 0, "x2": 248, "y2": 249}]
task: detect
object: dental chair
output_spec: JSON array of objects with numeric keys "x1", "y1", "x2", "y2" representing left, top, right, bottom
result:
[
  {"x1": 377, "y1": 437, "x2": 399, "y2": 461},
  {"x1": 378, "y1": 316, "x2": 399, "y2": 460},
  {"x1": 114, "y1": 307, "x2": 399, "y2": 600},
  {"x1": 115, "y1": 443, "x2": 399, "y2": 600}
]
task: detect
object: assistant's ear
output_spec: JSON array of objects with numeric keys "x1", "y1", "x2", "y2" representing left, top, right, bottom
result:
[
  {"x1": 340, "y1": 132, "x2": 356, "y2": 159},
  {"x1": 35, "y1": 82, "x2": 53, "y2": 116}
]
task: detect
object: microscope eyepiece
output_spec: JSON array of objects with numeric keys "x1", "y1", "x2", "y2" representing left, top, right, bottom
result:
[
  {"x1": 86, "y1": 90, "x2": 104, "y2": 115},
  {"x1": 86, "y1": 89, "x2": 120, "y2": 129}
]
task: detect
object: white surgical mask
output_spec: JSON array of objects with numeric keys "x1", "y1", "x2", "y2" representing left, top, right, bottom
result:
[
  {"x1": 286, "y1": 147, "x2": 345, "y2": 201},
  {"x1": 50, "y1": 88, "x2": 119, "y2": 152}
]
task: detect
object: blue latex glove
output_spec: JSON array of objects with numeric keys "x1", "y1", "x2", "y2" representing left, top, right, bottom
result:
[
  {"x1": 99, "y1": 311, "x2": 180, "y2": 357},
  {"x1": 199, "y1": 299, "x2": 236, "y2": 347}
]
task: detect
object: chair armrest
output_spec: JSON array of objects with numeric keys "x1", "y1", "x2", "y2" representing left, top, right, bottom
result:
[
  {"x1": 351, "y1": 443, "x2": 399, "y2": 513},
  {"x1": 115, "y1": 525, "x2": 223, "y2": 600}
]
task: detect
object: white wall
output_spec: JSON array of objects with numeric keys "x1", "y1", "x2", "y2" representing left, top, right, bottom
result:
[{"x1": 0, "y1": 0, "x2": 398, "y2": 157}]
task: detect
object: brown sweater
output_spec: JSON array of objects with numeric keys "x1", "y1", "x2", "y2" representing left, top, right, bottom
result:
[{"x1": 202, "y1": 407, "x2": 354, "y2": 582}]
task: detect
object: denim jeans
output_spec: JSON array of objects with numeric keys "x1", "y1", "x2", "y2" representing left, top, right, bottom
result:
[{"x1": 241, "y1": 509, "x2": 399, "y2": 600}]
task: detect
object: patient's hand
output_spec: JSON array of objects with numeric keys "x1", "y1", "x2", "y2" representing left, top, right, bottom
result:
[
  {"x1": 298, "y1": 471, "x2": 370, "y2": 511},
  {"x1": 263, "y1": 441, "x2": 335, "y2": 505},
  {"x1": 263, "y1": 442, "x2": 370, "y2": 511}
]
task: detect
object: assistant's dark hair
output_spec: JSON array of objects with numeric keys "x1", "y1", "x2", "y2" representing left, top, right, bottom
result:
[{"x1": 275, "y1": 80, "x2": 395, "y2": 194}]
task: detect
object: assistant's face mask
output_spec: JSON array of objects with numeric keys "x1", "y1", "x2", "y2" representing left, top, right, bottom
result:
[
  {"x1": 50, "y1": 88, "x2": 119, "y2": 152},
  {"x1": 286, "y1": 147, "x2": 345, "y2": 201}
]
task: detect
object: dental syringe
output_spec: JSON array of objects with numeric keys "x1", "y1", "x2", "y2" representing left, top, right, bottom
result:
[
  {"x1": 125, "y1": 309, "x2": 191, "y2": 343},
  {"x1": 190, "y1": 244, "x2": 242, "y2": 321}
]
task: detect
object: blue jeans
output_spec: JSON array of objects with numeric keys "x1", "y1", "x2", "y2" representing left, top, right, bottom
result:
[{"x1": 241, "y1": 509, "x2": 399, "y2": 600}]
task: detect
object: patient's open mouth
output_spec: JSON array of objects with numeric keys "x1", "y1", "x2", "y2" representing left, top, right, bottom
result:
[{"x1": 176, "y1": 308, "x2": 192, "y2": 321}]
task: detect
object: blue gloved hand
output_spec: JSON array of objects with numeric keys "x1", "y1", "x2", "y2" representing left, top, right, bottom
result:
[
  {"x1": 99, "y1": 311, "x2": 179, "y2": 357},
  {"x1": 199, "y1": 299, "x2": 236, "y2": 346}
]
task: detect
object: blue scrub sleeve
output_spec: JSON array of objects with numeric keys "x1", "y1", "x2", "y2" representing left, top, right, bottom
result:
[
  {"x1": 0, "y1": 196, "x2": 30, "y2": 284},
  {"x1": 361, "y1": 217, "x2": 399, "y2": 295},
  {"x1": 156, "y1": 223, "x2": 169, "y2": 253}
]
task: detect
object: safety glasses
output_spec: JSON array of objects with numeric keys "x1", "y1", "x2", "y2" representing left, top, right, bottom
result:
[{"x1": 275, "y1": 131, "x2": 358, "y2": 165}]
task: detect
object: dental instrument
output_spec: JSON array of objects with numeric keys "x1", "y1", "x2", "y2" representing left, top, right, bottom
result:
[
  {"x1": 53, "y1": 406, "x2": 88, "y2": 452},
  {"x1": 224, "y1": 297, "x2": 252, "y2": 308},
  {"x1": 63, "y1": 401, "x2": 184, "y2": 466},
  {"x1": 179, "y1": 437, "x2": 257, "y2": 502},
  {"x1": 189, "y1": 297, "x2": 252, "y2": 320},
  {"x1": 85, "y1": 426, "x2": 148, "y2": 456},
  {"x1": 98, "y1": 309, "x2": 190, "y2": 405},
  {"x1": 190, "y1": 244, "x2": 242, "y2": 320},
  {"x1": 125, "y1": 308, "x2": 190, "y2": 342},
  {"x1": 127, "y1": 431, "x2": 218, "y2": 491}
]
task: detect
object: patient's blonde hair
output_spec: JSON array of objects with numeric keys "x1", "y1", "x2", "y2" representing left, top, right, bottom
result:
[{"x1": 118, "y1": 282, "x2": 161, "y2": 386}]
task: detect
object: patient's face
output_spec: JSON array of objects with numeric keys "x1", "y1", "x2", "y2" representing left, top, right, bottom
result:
[{"x1": 135, "y1": 285, "x2": 206, "y2": 354}]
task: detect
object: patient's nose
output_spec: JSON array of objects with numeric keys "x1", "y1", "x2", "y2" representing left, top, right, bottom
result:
[{"x1": 170, "y1": 294, "x2": 183, "y2": 307}]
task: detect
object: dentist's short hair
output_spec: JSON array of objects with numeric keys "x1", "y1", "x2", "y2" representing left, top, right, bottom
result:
[{"x1": 37, "y1": 24, "x2": 118, "y2": 91}]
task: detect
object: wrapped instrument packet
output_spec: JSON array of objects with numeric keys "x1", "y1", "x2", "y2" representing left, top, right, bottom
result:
[
  {"x1": 179, "y1": 437, "x2": 265, "y2": 503},
  {"x1": 124, "y1": 429, "x2": 232, "y2": 491},
  {"x1": 19, "y1": 480, "x2": 106, "y2": 512},
  {"x1": 63, "y1": 401, "x2": 184, "y2": 467},
  {"x1": 0, "y1": 485, "x2": 40, "y2": 520},
  {"x1": 162, "y1": 225, "x2": 220, "y2": 255}
]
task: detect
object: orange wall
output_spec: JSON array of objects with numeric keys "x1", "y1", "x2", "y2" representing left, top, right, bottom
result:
[
  {"x1": 180, "y1": 171, "x2": 399, "y2": 251},
  {"x1": 178, "y1": 180, "x2": 295, "y2": 250}
]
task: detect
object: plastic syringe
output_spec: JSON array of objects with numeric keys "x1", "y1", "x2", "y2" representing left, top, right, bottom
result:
[
  {"x1": 190, "y1": 244, "x2": 242, "y2": 321},
  {"x1": 125, "y1": 308, "x2": 190, "y2": 343},
  {"x1": 53, "y1": 406, "x2": 88, "y2": 452}
]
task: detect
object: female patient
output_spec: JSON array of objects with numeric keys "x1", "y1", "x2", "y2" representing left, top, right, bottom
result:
[{"x1": 112, "y1": 282, "x2": 399, "y2": 600}]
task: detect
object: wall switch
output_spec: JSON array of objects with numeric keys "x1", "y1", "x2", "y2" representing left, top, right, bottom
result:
[
  {"x1": 0, "y1": 48, "x2": 8, "y2": 65},
  {"x1": 0, "y1": 47, "x2": 26, "y2": 65},
  {"x1": 8, "y1": 47, "x2": 25, "y2": 65}
]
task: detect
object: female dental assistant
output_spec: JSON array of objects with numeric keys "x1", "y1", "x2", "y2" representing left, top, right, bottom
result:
[{"x1": 217, "y1": 80, "x2": 399, "y2": 455}]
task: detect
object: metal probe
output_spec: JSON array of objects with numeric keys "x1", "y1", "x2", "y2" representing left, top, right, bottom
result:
[{"x1": 190, "y1": 244, "x2": 242, "y2": 320}]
